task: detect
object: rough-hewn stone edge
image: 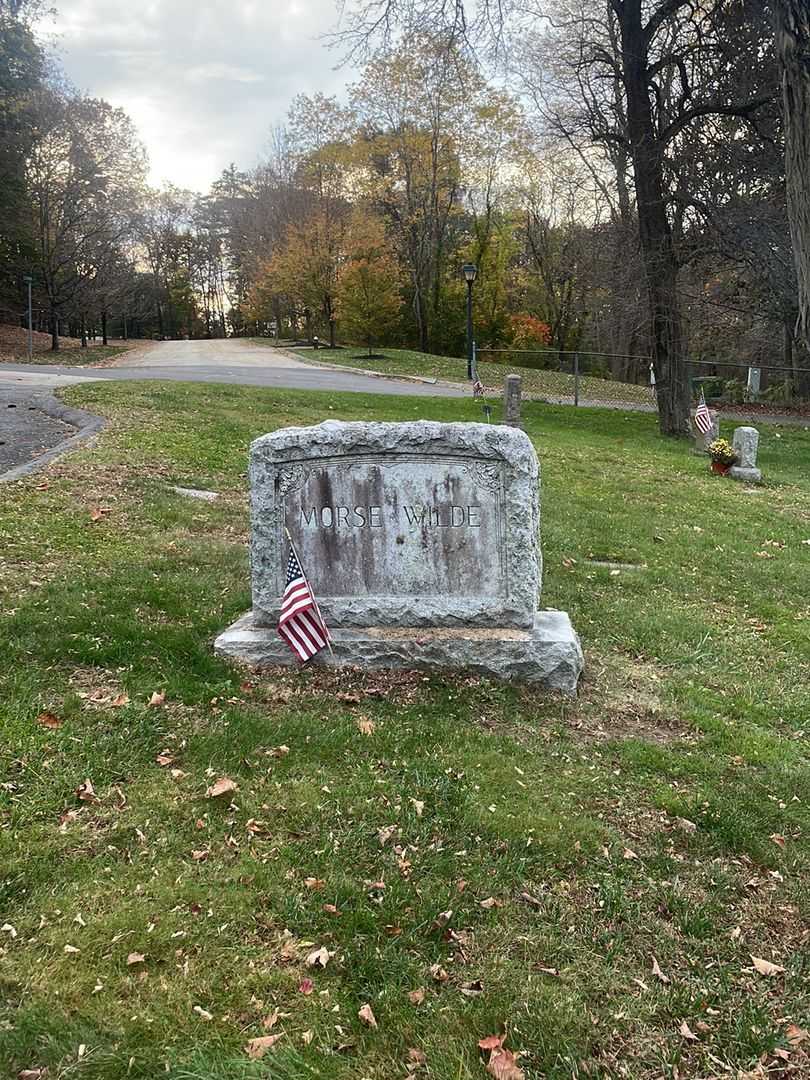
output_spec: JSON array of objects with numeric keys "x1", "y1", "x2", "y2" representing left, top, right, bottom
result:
[
  {"x1": 728, "y1": 465, "x2": 763, "y2": 484},
  {"x1": 0, "y1": 393, "x2": 105, "y2": 483},
  {"x1": 214, "y1": 609, "x2": 584, "y2": 695}
]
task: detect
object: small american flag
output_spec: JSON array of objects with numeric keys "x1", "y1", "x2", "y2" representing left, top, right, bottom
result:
[
  {"x1": 277, "y1": 543, "x2": 331, "y2": 662},
  {"x1": 694, "y1": 389, "x2": 713, "y2": 435}
]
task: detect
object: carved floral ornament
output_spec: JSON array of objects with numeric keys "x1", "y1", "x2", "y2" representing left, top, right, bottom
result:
[{"x1": 276, "y1": 455, "x2": 505, "y2": 498}]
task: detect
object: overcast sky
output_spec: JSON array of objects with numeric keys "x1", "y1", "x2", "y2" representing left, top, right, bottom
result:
[{"x1": 41, "y1": 1, "x2": 354, "y2": 191}]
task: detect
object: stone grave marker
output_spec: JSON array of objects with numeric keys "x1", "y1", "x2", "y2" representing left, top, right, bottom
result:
[
  {"x1": 691, "y1": 409, "x2": 719, "y2": 454},
  {"x1": 729, "y1": 425, "x2": 762, "y2": 483},
  {"x1": 504, "y1": 374, "x2": 522, "y2": 428},
  {"x1": 215, "y1": 420, "x2": 583, "y2": 692}
]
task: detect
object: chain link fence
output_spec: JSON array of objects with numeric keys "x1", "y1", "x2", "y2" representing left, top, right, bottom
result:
[{"x1": 475, "y1": 348, "x2": 656, "y2": 409}]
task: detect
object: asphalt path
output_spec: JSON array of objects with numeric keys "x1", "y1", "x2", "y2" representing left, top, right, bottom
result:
[{"x1": 0, "y1": 338, "x2": 465, "y2": 398}]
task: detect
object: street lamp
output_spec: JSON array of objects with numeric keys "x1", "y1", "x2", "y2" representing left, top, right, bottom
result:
[
  {"x1": 462, "y1": 262, "x2": 477, "y2": 380},
  {"x1": 23, "y1": 275, "x2": 33, "y2": 361}
]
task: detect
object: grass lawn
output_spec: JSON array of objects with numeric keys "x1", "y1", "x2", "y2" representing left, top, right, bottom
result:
[
  {"x1": 2, "y1": 382, "x2": 809, "y2": 1080},
  {"x1": 254, "y1": 341, "x2": 653, "y2": 406}
]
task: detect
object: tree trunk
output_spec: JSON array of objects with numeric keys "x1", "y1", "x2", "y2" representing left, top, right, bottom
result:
[
  {"x1": 618, "y1": 0, "x2": 690, "y2": 436},
  {"x1": 80, "y1": 313, "x2": 87, "y2": 348},
  {"x1": 50, "y1": 308, "x2": 59, "y2": 352},
  {"x1": 122, "y1": 314, "x2": 128, "y2": 340},
  {"x1": 774, "y1": 1, "x2": 810, "y2": 349},
  {"x1": 101, "y1": 309, "x2": 108, "y2": 345}
]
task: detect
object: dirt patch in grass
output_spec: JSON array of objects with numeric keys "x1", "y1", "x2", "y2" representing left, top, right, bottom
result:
[{"x1": 567, "y1": 652, "x2": 694, "y2": 745}]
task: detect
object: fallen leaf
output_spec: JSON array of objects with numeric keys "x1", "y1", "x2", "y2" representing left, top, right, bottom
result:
[
  {"x1": 429, "y1": 963, "x2": 449, "y2": 982},
  {"x1": 770, "y1": 833, "x2": 786, "y2": 848},
  {"x1": 356, "y1": 717, "x2": 375, "y2": 735},
  {"x1": 623, "y1": 847, "x2": 639, "y2": 861},
  {"x1": 679, "y1": 1020, "x2": 698, "y2": 1041},
  {"x1": 536, "y1": 966, "x2": 559, "y2": 977},
  {"x1": 787, "y1": 1024, "x2": 809, "y2": 1047},
  {"x1": 2, "y1": 923, "x2": 17, "y2": 938},
  {"x1": 323, "y1": 903, "x2": 341, "y2": 915},
  {"x1": 301, "y1": 1029, "x2": 314, "y2": 1045},
  {"x1": 148, "y1": 690, "x2": 165, "y2": 707},
  {"x1": 304, "y1": 877, "x2": 325, "y2": 890},
  {"x1": 110, "y1": 692, "x2": 129, "y2": 707},
  {"x1": 408, "y1": 1047, "x2": 427, "y2": 1065},
  {"x1": 206, "y1": 777, "x2": 237, "y2": 799},
  {"x1": 431, "y1": 908, "x2": 453, "y2": 930},
  {"x1": 408, "y1": 988, "x2": 426, "y2": 1005},
  {"x1": 358, "y1": 1003, "x2": 378, "y2": 1028},
  {"x1": 337, "y1": 691, "x2": 361, "y2": 704},
  {"x1": 478, "y1": 1035, "x2": 505, "y2": 1051},
  {"x1": 377, "y1": 824, "x2": 396, "y2": 846},
  {"x1": 156, "y1": 751, "x2": 175, "y2": 767},
  {"x1": 478, "y1": 897, "x2": 502, "y2": 910},
  {"x1": 460, "y1": 979, "x2": 484, "y2": 997},
  {"x1": 262, "y1": 1009, "x2": 279, "y2": 1030},
  {"x1": 193, "y1": 1005, "x2": 213, "y2": 1020},
  {"x1": 18, "y1": 1071, "x2": 45, "y2": 1079},
  {"x1": 651, "y1": 957, "x2": 670, "y2": 984},
  {"x1": 519, "y1": 891, "x2": 542, "y2": 908},
  {"x1": 36, "y1": 711, "x2": 62, "y2": 730},
  {"x1": 126, "y1": 952, "x2": 145, "y2": 966},
  {"x1": 306, "y1": 946, "x2": 330, "y2": 969},
  {"x1": 298, "y1": 978, "x2": 314, "y2": 994},
  {"x1": 751, "y1": 955, "x2": 785, "y2": 977},
  {"x1": 63, "y1": 944, "x2": 80, "y2": 954},
  {"x1": 245, "y1": 1034, "x2": 282, "y2": 1058},
  {"x1": 674, "y1": 816, "x2": 697, "y2": 833},
  {"x1": 486, "y1": 1046, "x2": 524, "y2": 1080},
  {"x1": 191, "y1": 849, "x2": 209, "y2": 862},
  {"x1": 410, "y1": 798, "x2": 425, "y2": 817},
  {"x1": 75, "y1": 778, "x2": 97, "y2": 803}
]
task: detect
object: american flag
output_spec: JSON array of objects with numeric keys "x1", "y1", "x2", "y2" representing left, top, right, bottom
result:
[
  {"x1": 694, "y1": 389, "x2": 713, "y2": 435},
  {"x1": 277, "y1": 543, "x2": 331, "y2": 662}
]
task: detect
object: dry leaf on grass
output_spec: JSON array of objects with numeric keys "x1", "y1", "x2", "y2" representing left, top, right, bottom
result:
[
  {"x1": 298, "y1": 978, "x2": 314, "y2": 994},
  {"x1": 408, "y1": 1047, "x2": 427, "y2": 1065},
  {"x1": 36, "y1": 711, "x2": 62, "y2": 729},
  {"x1": 431, "y1": 908, "x2": 453, "y2": 930},
  {"x1": 358, "y1": 1003, "x2": 378, "y2": 1028},
  {"x1": 126, "y1": 952, "x2": 145, "y2": 966},
  {"x1": 306, "y1": 946, "x2": 330, "y2": 969},
  {"x1": 486, "y1": 1047, "x2": 524, "y2": 1080},
  {"x1": 322, "y1": 903, "x2": 341, "y2": 915},
  {"x1": 770, "y1": 833, "x2": 786, "y2": 848},
  {"x1": 245, "y1": 1034, "x2": 282, "y2": 1058},
  {"x1": 410, "y1": 798, "x2": 425, "y2": 816},
  {"x1": 460, "y1": 980, "x2": 484, "y2": 997},
  {"x1": 75, "y1": 778, "x2": 97, "y2": 803},
  {"x1": 623, "y1": 847, "x2": 639, "y2": 860},
  {"x1": 206, "y1": 777, "x2": 237, "y2": 799},
  {"x1": 304, "y1": 877, "x2": 325, "y2": 890},
  {"x1": 156, "y1": 751, "x2": 175, "y2": 767},
  {"x1": 429, "y1": 963, "x2": 449, "y2": 983},
  {"x1": 63, "y1": 944, "x2": 80, "y2": 954},
  {"x1": 356, "y1": 717, "x2": 375, "y2": 735},
  {"x1": 787, "y1": 1024, "x2": 809, "y2": 1047},
  {"x1": 478, "y1": 897, "x2": 502, "y2": 910},
  {"x1": 148, "y1": 690, "x2": 165, "y2": 707},
  {"x1": 262, "y1": 1010, "x2": 279, "y2": 1030},
  {"x1": 751, "y1": 955, "x2": 785, "y2": 977},
  {"x1": 193, "y1": 1005, "x2": 213, "y2": 1020},
  {"x1": 679, "y1": 1021, "x2": 698, "y2": 1041},
  {"x1": 408, "y1": 988, "x2": 426, "y2": 1005},
  {"x1": 651, "y1": 956, "x2": 670, "y2": 984},
  {"x1": 110, "y1": 692, "x2": 129, "y2": 707},
  {"x1": 18, "y1": 1070, "x2": 46, "y2": 1079}
]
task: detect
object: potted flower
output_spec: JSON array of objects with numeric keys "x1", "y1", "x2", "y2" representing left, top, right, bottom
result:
[{"x1": 708, "y1": 438, "x2": 737, "y2": 475}]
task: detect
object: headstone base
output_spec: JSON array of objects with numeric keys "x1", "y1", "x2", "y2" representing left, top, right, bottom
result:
[
  {"x1": 215, "y1": 610, "x2": 584, "y2": 695},
  {"x1": 729, "y1": 465, "x2": 762, "y2": 484}
]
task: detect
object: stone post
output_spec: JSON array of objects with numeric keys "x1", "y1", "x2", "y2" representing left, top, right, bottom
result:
[
  {"x1": 729, "y1": 426, "x2": 762, "y2": 483},
  {"x1": 504, "y1": 374, "x2": 522, "y2": 428},
  {"x1": 691, "y1": 410, "x2": 719, "y2": 455}
]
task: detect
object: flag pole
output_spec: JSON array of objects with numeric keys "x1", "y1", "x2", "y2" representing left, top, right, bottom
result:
[{"x1": 284, "y1": 526, "x2": 334, "y2": 658}]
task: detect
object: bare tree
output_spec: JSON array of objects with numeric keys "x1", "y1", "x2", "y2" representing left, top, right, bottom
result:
[{"x1": 773, "y1": 1, "x2": 810, "y2": 348}]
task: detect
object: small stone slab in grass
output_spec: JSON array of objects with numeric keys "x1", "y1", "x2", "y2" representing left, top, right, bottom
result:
[{"x1": 172, "y1": 486, "x2": 220, "y2": 502}]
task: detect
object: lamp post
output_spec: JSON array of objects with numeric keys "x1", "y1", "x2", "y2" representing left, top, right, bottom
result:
[
  {"x1": 462, "y1": 262, "x2": 477, "y2": 380},
  {"x1": 23, "y1": 275, "x2": 33, "y2": 361}
]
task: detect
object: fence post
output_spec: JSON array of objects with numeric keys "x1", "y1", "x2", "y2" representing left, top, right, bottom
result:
[{"x1": 573, "y1": 352, "x2": 580, "y2": 407}]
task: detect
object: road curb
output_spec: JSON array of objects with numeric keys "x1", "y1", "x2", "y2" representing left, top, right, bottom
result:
[{"x1": 0, "y1": 393, "x2": 105, "y2": 483}]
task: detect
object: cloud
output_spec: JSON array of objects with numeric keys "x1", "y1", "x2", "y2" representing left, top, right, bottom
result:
[{"x1": 41, "y1": 0, "x2": 354, "y2": 191}]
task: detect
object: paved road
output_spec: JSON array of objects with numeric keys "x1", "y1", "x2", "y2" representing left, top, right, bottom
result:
[{"x1": 0, "y1": 338, "x2": 464, "y2": 398}]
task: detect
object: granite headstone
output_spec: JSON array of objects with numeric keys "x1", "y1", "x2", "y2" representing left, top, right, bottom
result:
[{"x1": 215, "y1": 420, "x2": 583, "y2": 692}]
